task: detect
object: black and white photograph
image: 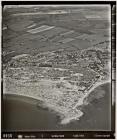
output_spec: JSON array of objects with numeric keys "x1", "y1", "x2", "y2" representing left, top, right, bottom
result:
[{"x1": 1, "y1": 1, "x2": 116, "y2": 139}]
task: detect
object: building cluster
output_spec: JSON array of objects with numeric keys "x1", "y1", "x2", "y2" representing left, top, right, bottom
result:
[{"x1": 3, "y1": 38, "x2": 110, "y2": 121}]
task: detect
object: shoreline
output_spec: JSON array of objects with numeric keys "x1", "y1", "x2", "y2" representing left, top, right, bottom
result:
[
  {"x1": 3, "y1": 94, "x2": 43, "y2": 107},
  {"x1": 3, "y1": 81, "x2": 111, "y2": 125},
  {"x1": 73, "y1": 80, "x2": 111, "y2": 109},
  {"x1": 60, "y1": 81, "x2": 111, "y2": 124}
]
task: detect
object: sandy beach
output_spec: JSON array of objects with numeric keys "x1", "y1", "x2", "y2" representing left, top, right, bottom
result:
[
  {"x1": 2, "y1": 82, "x2": 111, "y2": 131},
  {"x1": 3, "y1": 80, "x2": 111, "y2": 125}
]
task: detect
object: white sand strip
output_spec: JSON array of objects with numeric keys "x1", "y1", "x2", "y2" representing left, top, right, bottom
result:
[{"x1": 73, "y1": 80, "x2": 111, "y2": 109}]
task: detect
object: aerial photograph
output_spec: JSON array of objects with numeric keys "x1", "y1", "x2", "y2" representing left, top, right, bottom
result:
[{"x1": 2, "y1": 4, "x2": 112, "y2": 132}]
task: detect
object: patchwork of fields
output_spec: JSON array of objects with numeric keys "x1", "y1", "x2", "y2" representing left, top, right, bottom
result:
[{"x1": 3, "y1": 5, "x2": 111, "y2": 124}]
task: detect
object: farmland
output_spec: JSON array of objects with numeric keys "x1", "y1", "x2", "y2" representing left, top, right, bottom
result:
[{"x1": 3, "y1": 5, "x2": 111, "y2": 124}]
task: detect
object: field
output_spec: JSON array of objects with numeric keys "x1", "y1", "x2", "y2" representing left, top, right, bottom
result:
[{"x1": 3, "y1": 5, "x2": 111, "y2": 125}]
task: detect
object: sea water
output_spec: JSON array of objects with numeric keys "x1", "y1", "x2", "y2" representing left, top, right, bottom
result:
[{"x1": 2, "y1": 83, "x2": 111, "y2": 131}]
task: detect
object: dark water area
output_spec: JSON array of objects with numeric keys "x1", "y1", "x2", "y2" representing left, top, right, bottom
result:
[{"x1": 2, "y1": 83, "x2": 112, "y2": 131}]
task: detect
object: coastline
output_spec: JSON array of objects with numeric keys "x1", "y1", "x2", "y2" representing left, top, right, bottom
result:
[
  {"x1": 73, "y1": 80, "x2": 111, "y2": 109},
  {"x1": 3, "y1": 81, "x2": 111, "y2": 125},
  {"x1": 3, "y1": 94, "x2": 43, "y2": 106},
  {"x1": 61, "y1": 80, "x2": 111, "y2": 124}
]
